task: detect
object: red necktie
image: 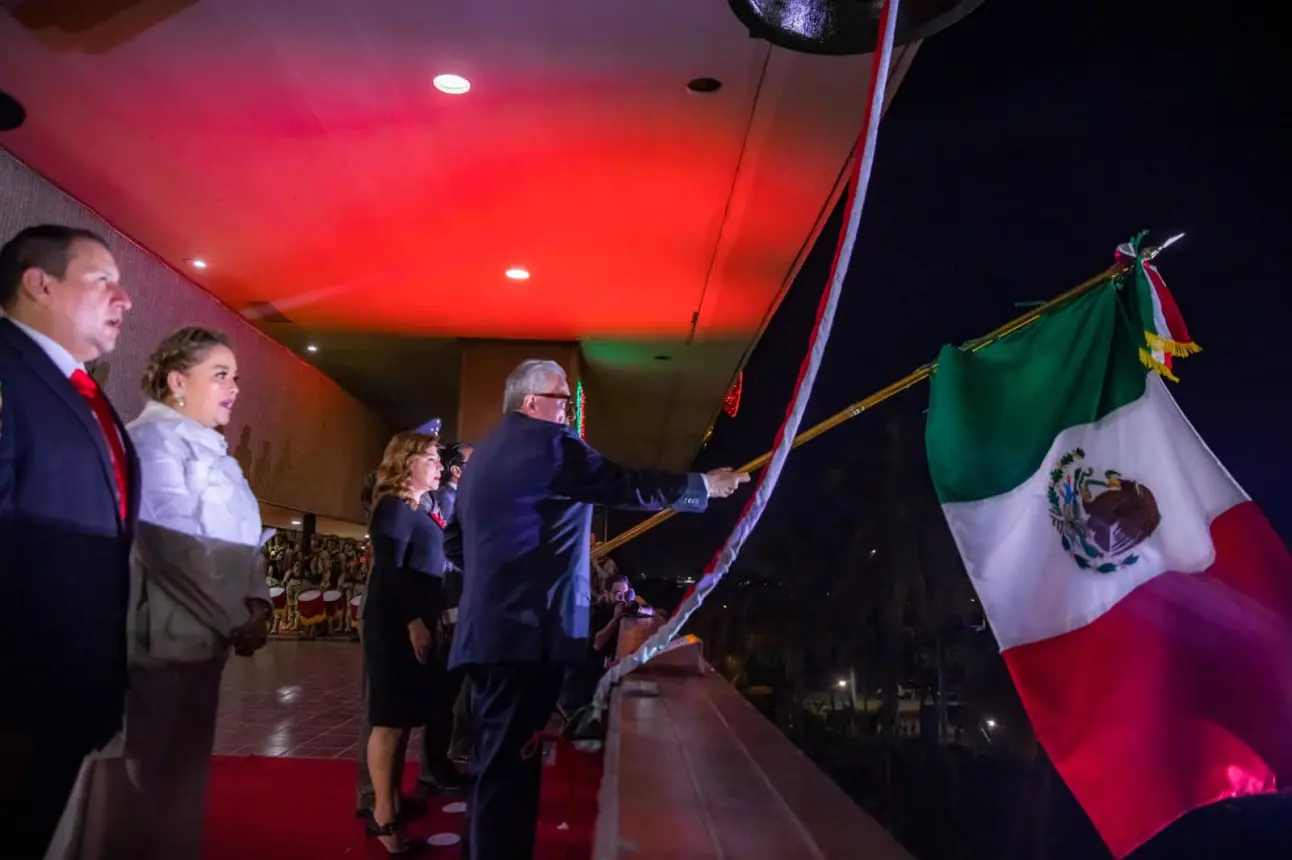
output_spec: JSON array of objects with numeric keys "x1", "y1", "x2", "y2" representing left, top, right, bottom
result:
[{"x1": 70, "y1": 369, "x2": 129, "y2": 521}]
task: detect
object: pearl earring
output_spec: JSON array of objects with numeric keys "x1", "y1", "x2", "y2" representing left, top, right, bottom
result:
[{"x1": 176, "y1": 395, "x2": 186, "y2": 408}]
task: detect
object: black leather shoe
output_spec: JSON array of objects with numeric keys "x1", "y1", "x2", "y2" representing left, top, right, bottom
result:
[
  {"x1": 431, "y1": 769, "x2": 468, "y2": 793},
  {"x1": 414, "y1": 767, "x2": 468, "y2": 797}
]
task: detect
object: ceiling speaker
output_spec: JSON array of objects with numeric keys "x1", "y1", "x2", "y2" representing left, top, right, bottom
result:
[
  {"x1": 0, "y1": 90, "x2": 26, "y2": 132},
  {"x1": 726, "y1": 0, "x2": 986, "y2": 55}
]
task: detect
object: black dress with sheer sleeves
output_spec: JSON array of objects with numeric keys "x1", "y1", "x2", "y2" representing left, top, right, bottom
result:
[{"x1": 363, "y1": 494, "x2": 447, "y2": 728}]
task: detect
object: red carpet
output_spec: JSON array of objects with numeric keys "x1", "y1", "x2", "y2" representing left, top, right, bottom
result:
[{"x1": 202, "y1": 747, "x2": 600, "y2": 860}]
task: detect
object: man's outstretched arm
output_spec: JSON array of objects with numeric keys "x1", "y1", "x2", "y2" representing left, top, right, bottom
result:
[{"x1": 550, "y1": 430, "x2": 747, "y2": 512}]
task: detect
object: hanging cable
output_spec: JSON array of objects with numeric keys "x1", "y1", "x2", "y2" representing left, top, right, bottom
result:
[{"x1": 590, "y1": 0, "x2": 905, "y2": 713}]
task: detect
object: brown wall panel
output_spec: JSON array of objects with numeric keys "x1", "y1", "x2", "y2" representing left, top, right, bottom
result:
[{"x1": 457, "y1": 340, "x2": 581, "y2": 446}]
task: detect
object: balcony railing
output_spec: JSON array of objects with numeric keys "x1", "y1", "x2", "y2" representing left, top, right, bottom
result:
[{"x1": 594, "y1": 619, "x2": 914, "y2": 859}]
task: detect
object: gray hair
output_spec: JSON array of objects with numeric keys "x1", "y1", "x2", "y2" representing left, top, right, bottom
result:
[{"x1": 503, "y1": 359, "x2": 566, "y2": 413}]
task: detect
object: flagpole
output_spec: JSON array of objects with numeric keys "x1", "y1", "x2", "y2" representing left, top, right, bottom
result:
[{"x1": 593, "y1": 254, "x2": 1162, "y2": 560}]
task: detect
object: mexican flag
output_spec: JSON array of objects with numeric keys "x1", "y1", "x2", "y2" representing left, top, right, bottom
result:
[{"x1": 925, "y1": 245, "x2": 1292, "y2": 858}]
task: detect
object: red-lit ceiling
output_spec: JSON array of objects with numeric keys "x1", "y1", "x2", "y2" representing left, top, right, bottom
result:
[{"x1": 0, "y1": 0, "x2": 917, "y2": 469}]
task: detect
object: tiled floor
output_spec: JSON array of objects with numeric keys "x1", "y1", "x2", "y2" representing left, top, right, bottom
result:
[
  {"x1": 214, "y1": 639, "x2": 424, "y2": 760},
  {"x1": 207, "y1": 641, "x2": 599, "y2": 860}
]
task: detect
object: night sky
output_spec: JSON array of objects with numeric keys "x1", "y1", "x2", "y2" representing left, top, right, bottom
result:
[{"x1": 615, "y1": 0, "x2": 1289, "y2": 579}]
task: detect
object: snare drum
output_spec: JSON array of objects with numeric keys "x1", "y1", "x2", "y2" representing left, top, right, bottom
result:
[
  {"x1": 349, "y1": 595, "x2": 362, "y2": 629},
  {"x1": 323, "y1": 589, "x2": 343, "y2": 618},
  {"x1": 297, "y1": 589, "x2": 325, "y2": 626},
  {"x1": 268, "y1": 586, "x2": 287, "y2": 617}
]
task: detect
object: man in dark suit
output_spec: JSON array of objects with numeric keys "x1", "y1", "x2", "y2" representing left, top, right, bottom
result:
[
  {"x1": 414, "y1": 441, "x2": 474, "y2": 798},
  {"x1": 446, "y1": 359, "x2": 748, "y2": 859},
  {"x1": 0, "y1": 225, "x2": 137, "y2": 857},
  {"x1": 438, "y1": 443, "x2": 475, "y2": 767},
  {"x1": 435, "y1": 442, "x2": 471, "y2": 525}
]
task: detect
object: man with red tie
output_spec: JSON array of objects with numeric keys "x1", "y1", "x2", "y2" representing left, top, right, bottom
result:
[{"x1": 0, "y1": 224, "x2": 137, "y2": 858}]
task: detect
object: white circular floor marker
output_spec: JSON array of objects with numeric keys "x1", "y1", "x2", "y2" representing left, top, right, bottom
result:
[
  {"x1": 427, "y1": 833, "x2": 461, "y2": 847},
  {"x1": 442, "y1": 801, "x2": 467, "y2": 814}
]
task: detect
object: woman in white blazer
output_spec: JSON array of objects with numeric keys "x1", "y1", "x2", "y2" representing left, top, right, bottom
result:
[{"x1": 109, "y1": 326, "x2": 272, "y2": 859}]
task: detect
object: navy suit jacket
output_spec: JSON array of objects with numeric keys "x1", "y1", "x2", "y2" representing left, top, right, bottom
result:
[
  {"x1": 435, "y1": 483, "x2": 464, "y2": 608},
  {"x1": 446, "y1": 411, "x2": 707, "y2": 668},
  {"x1": 0, "y1": 319, "x2": 140, "y2": 747},
  {"x1": 434, "y1": 483, "x2": 458, "y2": 524}
]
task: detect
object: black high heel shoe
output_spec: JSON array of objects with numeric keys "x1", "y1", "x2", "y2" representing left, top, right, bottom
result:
[{"x1": 371, "y1": 819, "x2": 423, "y2": 855}]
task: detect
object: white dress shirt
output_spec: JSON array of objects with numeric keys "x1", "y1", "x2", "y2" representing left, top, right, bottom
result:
[{"x1": 126, "y1": 400, "x2": 272, "y2": 663}]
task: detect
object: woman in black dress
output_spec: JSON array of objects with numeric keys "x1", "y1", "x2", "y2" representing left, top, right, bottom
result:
[{"x1": 363, "y1": 430, "x2": 447, "y2": 854}]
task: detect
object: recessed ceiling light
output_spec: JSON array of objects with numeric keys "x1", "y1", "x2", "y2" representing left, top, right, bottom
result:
[
  {"x1": 505, "y1": 267, "x2": 530, "y2": 280},
  {"x1": 188, "y1": 258, "x2": 208, "y2": 269},
  {"x1": 433, "y1": 74, "x2": 471, "y2": 95},
  {"x1": 291, "y1": 519, "x2": 301, "y2": 526},
  {"x1": 686, "y1": 77, "x2": 723, "y2": 94},
  {"x1": 306, "y1": 344, "x2": 318, "y2": 353}
]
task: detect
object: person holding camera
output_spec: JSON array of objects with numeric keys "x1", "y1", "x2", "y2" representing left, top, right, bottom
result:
[
  {"x1": 593, "y1": 577, "x2": 630, "y2": 656},
  {"x1": 592, "y1": 574, "x2": 656, "y2": 655},
  {"x1": 554, "y1": 573, "x2": 657, "y2": 719}
]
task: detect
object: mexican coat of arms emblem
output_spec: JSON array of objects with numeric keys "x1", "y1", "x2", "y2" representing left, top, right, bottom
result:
[{"x1": 1047, "y1": 448, "x2": 1162, "y2": 574}]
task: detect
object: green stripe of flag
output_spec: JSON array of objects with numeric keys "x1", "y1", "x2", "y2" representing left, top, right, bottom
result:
[{"x1": 926, "y1": 282, "x2": 1150, "y2": 505}]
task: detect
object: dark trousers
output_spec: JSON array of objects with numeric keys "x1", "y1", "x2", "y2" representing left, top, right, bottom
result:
[
  {"x1": 447, "y1": 674, "x2": 473, "y2": 760},
  {"x1": 465, "y1": 662, "x2": 565, "y2": 860},
  {"x1": 416, "y1": 666, "x2": 458, "y2": 786},
  {"x1": 0, "y1": 730, "x2": 93, "y2": 859}
]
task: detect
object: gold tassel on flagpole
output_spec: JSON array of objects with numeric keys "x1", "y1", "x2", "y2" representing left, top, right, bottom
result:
[
  {"x1": 1143, "y1": 331, "x2": 1202, "y2": 359},
  {"x1": 1138, "y1": 348, "x2": 1181, "y2": 383}
]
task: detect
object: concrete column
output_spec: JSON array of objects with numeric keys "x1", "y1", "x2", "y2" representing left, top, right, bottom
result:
[
  {"x1": 456, "y1": 339, "x2": 582, "y2": 445},
  {"x1": 301, "y1": 512, "x2": 317, "y2": 551}
]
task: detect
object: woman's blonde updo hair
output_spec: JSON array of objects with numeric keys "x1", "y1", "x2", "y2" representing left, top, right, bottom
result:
[
  {"x1": 141, "y1": 326, "x2": 233, "y2": 402},
  {"x1": 373, "y1": 431, "x2": 440, "y2": 509}
]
